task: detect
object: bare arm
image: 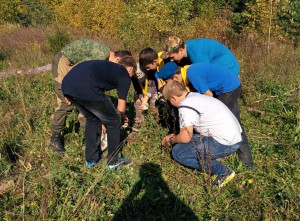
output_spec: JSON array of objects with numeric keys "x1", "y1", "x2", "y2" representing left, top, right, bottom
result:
[
  {"x1": 117, "y1": 98, "x2": 129, "y2": 123},
  {"x1": 157, "y1": 79, "x2": 164, "y2": 93},
  {"x1": 162, "y1": 126, "x2": 193, "y2": 146}
]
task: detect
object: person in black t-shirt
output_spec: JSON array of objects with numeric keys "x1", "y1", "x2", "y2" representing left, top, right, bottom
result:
[{"x1": 62, "y1": 56, "x2": 137, "y2": 170}]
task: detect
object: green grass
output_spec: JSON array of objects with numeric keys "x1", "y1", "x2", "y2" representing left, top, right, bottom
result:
[{"x1": 0, "y1": 31, "x2": 300, "y2": 220}]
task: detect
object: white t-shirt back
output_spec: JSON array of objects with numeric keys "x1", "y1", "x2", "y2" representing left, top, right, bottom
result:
[{"x1": 179, "y1": 92, "x2": 242, "y2": 145}]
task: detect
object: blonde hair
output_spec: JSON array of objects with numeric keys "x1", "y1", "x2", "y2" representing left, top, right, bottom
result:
[{"x1": 163, "y1": 80, "x2": 187, "y2": 101}]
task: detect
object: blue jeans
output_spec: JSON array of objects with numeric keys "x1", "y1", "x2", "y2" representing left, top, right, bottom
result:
[
  {"x1": 216, "y1": 85, "x2": 254, "y2": 167},
  {"x1": 172, "y1": 134, "x2": 241, "y2": 175},
  {"x1": 67, "y1": 96, "x2": 121, "y2": 164}
]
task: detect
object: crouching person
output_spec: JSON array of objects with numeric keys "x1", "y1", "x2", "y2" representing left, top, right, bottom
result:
[
  {"x1": 161, "y1": 81, "x2": 243, "y2": 187},
  {"x1": 62, "y1": 56, "x2": 137, "y2": 170}
]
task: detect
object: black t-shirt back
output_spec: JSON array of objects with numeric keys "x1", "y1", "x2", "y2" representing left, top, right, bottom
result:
[{"x1": 62, "y1": 60, "x2": 131, "y2": 101}]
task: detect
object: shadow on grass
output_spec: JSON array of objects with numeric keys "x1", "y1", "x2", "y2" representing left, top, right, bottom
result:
[
  {"x1": 112, "y1": 162, "x2": 199, "y2": 221},
  {"x1": 2, "y1": 142, "x2": 20, "y2": 163}
]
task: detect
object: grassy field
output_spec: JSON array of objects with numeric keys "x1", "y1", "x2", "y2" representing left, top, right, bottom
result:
[{"x1": 0, "y1": 26, "x2": 300, "y2": 220}]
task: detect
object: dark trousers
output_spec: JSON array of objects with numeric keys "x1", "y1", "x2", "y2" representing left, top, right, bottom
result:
[
  {"x1": 216, "y1": 85, "x2": 254, "y2": 167},
  {"x1": 67, "y1": 96, "x2": 121, "y2": 164}
]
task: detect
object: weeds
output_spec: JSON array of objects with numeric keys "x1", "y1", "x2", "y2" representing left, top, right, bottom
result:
[{"x1": 0, "y1": 28, "x2": 300, "y2": 220}]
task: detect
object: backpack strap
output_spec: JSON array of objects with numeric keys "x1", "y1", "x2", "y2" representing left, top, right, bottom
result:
[
  {"x1": 178, "y1": 105, "x2": 202, "y2": 135},
  {"x1": 178, "y1": 105, "x2": 201, "y2": 116}
]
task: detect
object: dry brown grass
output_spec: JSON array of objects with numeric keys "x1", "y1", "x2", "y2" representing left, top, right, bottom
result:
[
  {"x1": 0, "y1": 24, "x2": 135, "y2": 71},
  {"x1": 0, "y1": 25, "x2": 52, "y2": 53}
]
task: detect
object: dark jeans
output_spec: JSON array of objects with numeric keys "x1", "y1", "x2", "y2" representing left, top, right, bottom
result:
[
  {"x1": 172, "y1": 134, "x2": 241, "y2": 175},
  {"x1": 67, "y1": 96, "x2": 121, "y2": 164},
  {"x1": 216, "y1": 85, "x2": 254, "y2": 167}
]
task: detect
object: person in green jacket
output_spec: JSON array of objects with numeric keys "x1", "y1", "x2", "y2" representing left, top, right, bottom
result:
[{"x1": 50, "y1": 39, "x2": 131, "y2": 153}]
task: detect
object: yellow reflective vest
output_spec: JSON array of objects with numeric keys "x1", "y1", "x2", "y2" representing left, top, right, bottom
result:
[
  {"x1": 140, "y1": 51, "x2": 166, "y2": 95},
  {"x1": 158, "y1": 64, "x2": 191, "y2": 92}
]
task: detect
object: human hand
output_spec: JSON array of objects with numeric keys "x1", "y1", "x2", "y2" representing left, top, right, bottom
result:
[
  {"x1": 141, "y1": 95, "x2": 149, "y2": 110},
  {"x1": 121, "y1": 116, "x2": 130, "y2": 129},
  {"x1": 123, "y1": 115, "x2": 129, "y2": 124},
  {"x1": 161, "y1": 134, "x2": 174, "y2": 147},
  {"x1": 136, "y1": 62, "x2": 146, "y2": 83},
  {"x1": 120, "y1": 112, "x2": 129, "y2": 124},
  {"x1": 101, "y1": 124, "x2": 107, "y2": 134},
  {"x1": 64, "y1": 97, "x2": 72, "y2": 105}
]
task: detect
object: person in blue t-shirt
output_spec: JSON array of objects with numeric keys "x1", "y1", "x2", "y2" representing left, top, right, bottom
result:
[
  {"x1": 62, "y1": 56, "x2": 137, "y2": 170},
  {"x1": 187, "y1": 63, "x2": 241, "y2": 97},
  {"x1": 160, "y1": 36, "x2": 240, "y2": 76},
  {"x1": 156, "y1": 62, "x2": 254, "y2": 168}
]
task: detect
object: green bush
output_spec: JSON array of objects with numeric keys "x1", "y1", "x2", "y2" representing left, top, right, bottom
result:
[
  {"x1": 277, "y1": 0, "x2": 300, "y2": 47},
  {"x1": 46, "y1": 30, "x2": 71, "y2": 55},
  {"x1": 0, "y1": 49, "x2": 12, "y2": 70},
  {"x1": 0, "y1": 0, "x2": 53, "y2": 26}
]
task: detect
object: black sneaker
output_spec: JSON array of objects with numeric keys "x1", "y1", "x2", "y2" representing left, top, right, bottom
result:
[
  {"x1": 50, "y1": 132, "x2": 65, "y2": 153},
  {"x1": 213, "y1": 170, "x2": 235, "y2": 188},
  {"x1": 107, "y1": 157, "x2": 133, "y2": 171}
]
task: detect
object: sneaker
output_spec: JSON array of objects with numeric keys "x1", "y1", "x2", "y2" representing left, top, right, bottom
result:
[
  {"x1": 86, "y1": 156, "x2": 103, "y2": 167},
  {"x1": 86, "y1": 161, "x2": 96, "y2": 168},
  {"x1": 213, "y1": 170, "x2": 235, "y2": 188},
  {"x1": 50, "y1": 132, "x2": 65, "y2": 153},
  {"x1": 107, "y1": 157, "x2": 133, "y2": 171}
]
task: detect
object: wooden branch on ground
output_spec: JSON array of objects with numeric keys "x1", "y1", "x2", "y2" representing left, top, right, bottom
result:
[
  {"x1": 248, "y1": 108, "x2": 265, "y2": 115},
  {"x1": 0, "y1": 64, "x2": 52, "y2": 78}
]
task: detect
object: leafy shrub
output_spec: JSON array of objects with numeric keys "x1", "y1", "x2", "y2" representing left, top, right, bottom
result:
[
  {"x1": 46, "y1": 30, "x2": 71, "y2": 55},
  {"x1": 118, "y1": 0, "x2": 225, "y2": 50},
  {"x1": 277, "y1": 0, "x2": 300, "y2": 47},
  {"x1": 52, "y1": 0, "x2": 126, "y2": 38},
  {"x1": 0, "y1": 49, "x2": 12, "y2": 70},
  {"x1": 0, "y1": 0, "x2": 53, "y2": 26}
]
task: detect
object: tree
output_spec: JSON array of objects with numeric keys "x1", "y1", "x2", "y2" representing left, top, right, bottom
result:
[
  {"x1": 277, "y1": 0, "x2": 300, "y2": 47},
  {"x1": 0, "y1": 0, "x2": 53, "y2": 26}
]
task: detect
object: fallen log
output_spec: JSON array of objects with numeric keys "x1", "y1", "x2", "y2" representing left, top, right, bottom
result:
[{"x1": 0, "y1": 64, "x2": 52, "y2": 78}]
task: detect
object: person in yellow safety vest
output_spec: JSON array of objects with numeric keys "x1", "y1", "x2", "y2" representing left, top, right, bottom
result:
[
  {"x1": 137, "y1": 48, "x2": 190, "y2": 134},
  {"x1": 139, "y1": 47, "x2": 191, "y2": 91},
  {"x1": 129, "y1": 48, "x2": 168, "y2": 128},
  {"x1": 155, "y1": 64, "x2": 191, "y2": 92},
  {"x1": 137, "y1": 48, "x2": 167, "y2": 111}
]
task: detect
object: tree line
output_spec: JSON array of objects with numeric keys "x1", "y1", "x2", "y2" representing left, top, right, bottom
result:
[{"x1": 0, "y1": 0, "x2": 299, "y2": 48}]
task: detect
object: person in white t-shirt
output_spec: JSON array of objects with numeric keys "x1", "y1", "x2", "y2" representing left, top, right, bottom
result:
[{"x1": 161, "y1": 80, "x2": 242, "y2": 187}]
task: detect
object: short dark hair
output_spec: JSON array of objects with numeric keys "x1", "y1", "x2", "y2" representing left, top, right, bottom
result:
[
  {"x1": 115, "y1": 50, "x2": 132, "y2": 58},
  {"x1": 118, "y1": 56, "x2": 137, "y2": 74},
  {"x1": 139, "y1": 47, "x2": 158, "y2": 67}
]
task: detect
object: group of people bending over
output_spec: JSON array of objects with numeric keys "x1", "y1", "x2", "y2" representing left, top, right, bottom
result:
[{"x1": 49, "y1": 36, "x2": 254, "y2": 187}]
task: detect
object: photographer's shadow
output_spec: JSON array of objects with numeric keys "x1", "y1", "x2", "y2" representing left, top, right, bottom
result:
[{"x1": 113, "y1": 162, "x2": 198, "y2": 221}]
